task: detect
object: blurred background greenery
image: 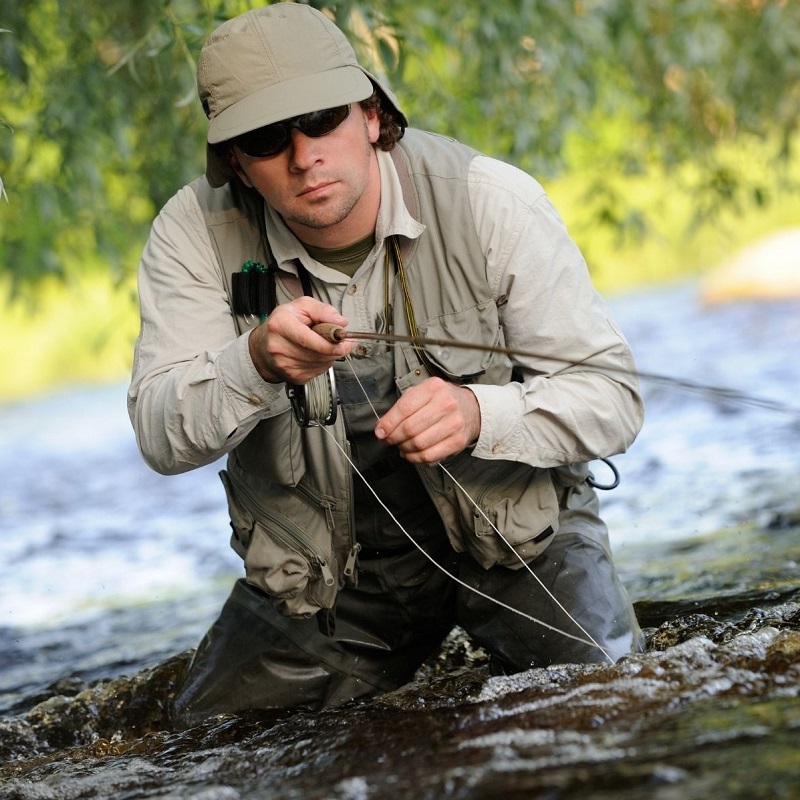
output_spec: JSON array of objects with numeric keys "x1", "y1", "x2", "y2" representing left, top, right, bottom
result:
[{"x1": 1, "y1": 0, "x2": 798, "y2": 401}]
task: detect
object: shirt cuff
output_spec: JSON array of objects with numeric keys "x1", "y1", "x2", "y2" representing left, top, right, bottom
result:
[
  {"x1": 216, "y1": 330, "x2": 284, "y2": 415},
  {"x1": 467, "y1": 383, "x2": 525, "y2": 460}
]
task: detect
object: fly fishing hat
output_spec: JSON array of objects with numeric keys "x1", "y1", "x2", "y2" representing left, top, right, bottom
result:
[{"x1": 198, "y1": 3, "x2": 407, "y2": 187}]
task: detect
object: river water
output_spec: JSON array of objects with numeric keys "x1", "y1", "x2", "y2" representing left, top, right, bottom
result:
[{"x1": 1, "y1": 281, "x2": 799, "y2": 798}]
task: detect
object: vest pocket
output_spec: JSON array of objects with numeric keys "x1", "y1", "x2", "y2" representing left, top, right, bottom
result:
[
  {"x1": 219, "y1": 469, "x2": 337, "y2": 618},
  {"x1": 415, "y1": 300, "x2": 504, "y2": 382},
  {"x1": 437, "y1": 454, "x2": 560, "y2": 569}
]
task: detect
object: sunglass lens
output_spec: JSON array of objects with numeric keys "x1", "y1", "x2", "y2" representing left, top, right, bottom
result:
[
  {"x1": 302, "y1": 105, "x2": 350, "y2": 137},
  {"x1": 236, "y1": 124, "x2": 288, "y2": 158}
]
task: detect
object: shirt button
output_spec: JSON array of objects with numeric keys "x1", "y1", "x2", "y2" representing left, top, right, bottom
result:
[
  {"x1": 491, "y1": 443, "x2": 503, "y2": 455},
  {"x1": 347, "y1": 284, "x2": 358, "y2": 295},
  {"x1": 248, "y1": 395, "x2": 261, "y2": 405}
]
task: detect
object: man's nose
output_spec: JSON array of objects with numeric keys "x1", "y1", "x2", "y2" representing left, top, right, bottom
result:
[{"x1": 287, "y1": 129, "x2": 322, "y2": 170}]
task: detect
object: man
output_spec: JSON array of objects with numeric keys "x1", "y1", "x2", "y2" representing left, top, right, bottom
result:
[{"x1": 128, "y1": 3, "x2": 645, "y2": 725}]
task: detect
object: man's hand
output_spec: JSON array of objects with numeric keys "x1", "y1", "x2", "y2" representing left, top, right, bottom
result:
[
  {"x1": 375, "y1": 377, "x2": 481, "y2": 463},
  {"x1": 248, "y1": 297, "x2": 353, "y2": 384}
]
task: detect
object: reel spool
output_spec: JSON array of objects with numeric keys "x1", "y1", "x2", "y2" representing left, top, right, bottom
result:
[{"x1": 286, "y1": 367, "x2": 339, "y2": 427}]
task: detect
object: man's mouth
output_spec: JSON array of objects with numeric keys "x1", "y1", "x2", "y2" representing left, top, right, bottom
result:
[{"x1": 298, "y1": 181, "x2": 335, "y2": 197}]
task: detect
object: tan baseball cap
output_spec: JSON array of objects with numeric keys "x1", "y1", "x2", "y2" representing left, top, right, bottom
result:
[{"x1": 198, "y1": 3, "x2": 407, "y2": 187}]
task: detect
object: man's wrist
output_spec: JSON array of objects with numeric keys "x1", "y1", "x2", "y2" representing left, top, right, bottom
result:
[{"x1": 248, "y1": 327, "x2": 282, "y2": 384}]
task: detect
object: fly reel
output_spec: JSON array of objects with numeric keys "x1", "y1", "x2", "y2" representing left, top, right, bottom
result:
[{"x1": 286, "y1": 367, "x2": 339, "y2": 427}]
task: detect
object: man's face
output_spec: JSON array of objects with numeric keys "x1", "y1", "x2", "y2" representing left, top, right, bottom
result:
[{"x1": 230, "y1": 104, "x2": 382, "y2": 248}]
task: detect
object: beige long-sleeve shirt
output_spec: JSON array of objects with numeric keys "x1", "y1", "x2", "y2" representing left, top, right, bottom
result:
[{"x1": 128, "y1": 147, "x2": 643, "y2": 475}]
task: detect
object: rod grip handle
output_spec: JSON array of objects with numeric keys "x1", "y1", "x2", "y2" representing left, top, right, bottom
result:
[{"x1": 311, "y1": 323, "x2": 347, "y2": 343}]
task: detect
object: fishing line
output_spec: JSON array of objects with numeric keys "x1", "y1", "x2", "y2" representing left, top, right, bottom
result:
[
  {"x1": 437, "y1": 462, "x2": 613, "y2": 663},
  {"x1": 340, "y1": 357, "x2": 615, "y2": 662},
  {"x1": 318, "y1": 421, "x2": 608, "y2": 654}
]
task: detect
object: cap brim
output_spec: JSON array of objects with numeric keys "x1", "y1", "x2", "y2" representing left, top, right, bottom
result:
[{"x1": 207, "y1": 65, "x2": 373, "y2": 144}]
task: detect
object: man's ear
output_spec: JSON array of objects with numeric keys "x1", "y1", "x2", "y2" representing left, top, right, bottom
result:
[
  {"x1": 228, "y1": 147, "x2": 254, "y2": 188},
  {"x1": 364, "y1": 105, "x2": 381, "y2": 146}
]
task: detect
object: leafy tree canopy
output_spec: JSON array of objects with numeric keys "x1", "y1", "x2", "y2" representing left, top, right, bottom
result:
[{"x1": 1, "y1": 0, "x2": 798, "y2": 289}]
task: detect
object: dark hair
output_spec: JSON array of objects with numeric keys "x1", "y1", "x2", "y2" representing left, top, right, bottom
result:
[{"x1": 359, "y1": 89, "x2": 405, "y2": 151}]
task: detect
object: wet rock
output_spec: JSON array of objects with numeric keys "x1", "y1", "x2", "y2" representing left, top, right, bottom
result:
[
  {"x1": 0, "y1": 653, "x2": 189, "y2": 764},
  {"x1": 1, "y1": 602, "x2": 798, "y2": 799}
]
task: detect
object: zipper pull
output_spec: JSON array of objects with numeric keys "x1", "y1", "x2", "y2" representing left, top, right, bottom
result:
[
  {"x1": 320, "y1": 560, "x2": 336, "y2": 587},
  {"x1": 343, "y1": 543, "x2": 361, "y2": 578},
  {"x1": 321, "y1": 500, "x2": 335, "y2": 531}
]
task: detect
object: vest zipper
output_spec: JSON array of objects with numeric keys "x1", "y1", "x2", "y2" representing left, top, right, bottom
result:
[
  {"x1": 292, "y1": 481, "x2": 337, "y2": 533},
  {"x1": 344, "y1": 438, "x2": 358, "y2": 584},
  {"x1": 343, "y1": 543, "x2": 361, "y2": 578},
  {"x1": 291, "y1": 471, "x2": 358, "y2": 585}
]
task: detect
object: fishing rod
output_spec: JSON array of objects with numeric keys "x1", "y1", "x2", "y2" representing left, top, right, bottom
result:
[{"x1": 309, "y1": 323, "x2": 800, "y2": 418}]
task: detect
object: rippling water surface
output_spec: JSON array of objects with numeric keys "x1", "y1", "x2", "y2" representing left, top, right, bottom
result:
[{"x1": 1, "y1": 282, "x2": 799, "y2": 798}]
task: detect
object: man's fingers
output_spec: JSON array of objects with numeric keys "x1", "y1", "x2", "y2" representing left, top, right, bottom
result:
[
  {"x1": 375, "y1": 379, "x2": 480, "y2": 462},
  {"x1": 250, "y1": 298, "x2": 352, "y2": 383}
]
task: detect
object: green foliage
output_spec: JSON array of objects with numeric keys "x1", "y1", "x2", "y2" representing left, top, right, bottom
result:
[
  {"x1": 386, "y1": 0, "x2": 800, "y2": 237},
  {"x1": 1, "y1": 0, "x2": 799, "y2": 293},
  {"x1": 1, "y1": 0, "x2": 210, "y2": 289}
]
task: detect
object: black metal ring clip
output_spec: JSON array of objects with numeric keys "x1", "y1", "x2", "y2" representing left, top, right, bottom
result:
[{"x1": 587, "y1": 457, "x2": 620, "y2": 490}]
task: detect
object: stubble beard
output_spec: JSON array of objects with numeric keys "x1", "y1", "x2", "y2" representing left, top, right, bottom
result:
[{"x1": 287, "y1": 194, "x2": 359, "y2": 231}]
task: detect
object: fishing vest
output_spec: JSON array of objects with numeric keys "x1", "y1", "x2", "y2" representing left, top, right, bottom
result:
[{"x1": 191, "y1": 129, "x2": 561, "y2": 619}]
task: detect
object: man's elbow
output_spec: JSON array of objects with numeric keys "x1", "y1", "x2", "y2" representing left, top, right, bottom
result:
[
  {"x1": 128, "y1": 398, "x2": 196, "y2": 476},
  {"x1": 620, "y1": 389, "x2": 645, "y2": 451}
]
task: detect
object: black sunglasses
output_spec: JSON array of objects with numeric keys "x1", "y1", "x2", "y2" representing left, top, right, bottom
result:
[{"x1": 233, "y1": 104, "x2": 352, "y2": 158}]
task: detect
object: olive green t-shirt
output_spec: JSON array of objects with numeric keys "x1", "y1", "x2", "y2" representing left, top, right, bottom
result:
[{"x1": 303, "y1": 232, "x2": 376, "y2": 277}]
